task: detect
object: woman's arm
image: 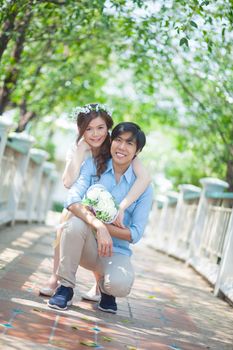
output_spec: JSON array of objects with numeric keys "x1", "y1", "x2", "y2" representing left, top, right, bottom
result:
[
  {"x1": 114, "y1": 157, "x2": 151, "y2": 227},
  {"x1": 121, "y1": 157, "x2": 151, "y2": 209},
  {"x1": 62, "y1": 139, "x2": 90, "y2": 189}
]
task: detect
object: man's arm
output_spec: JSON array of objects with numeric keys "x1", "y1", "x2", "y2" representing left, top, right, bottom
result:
[
  {"x1": 68, "y1": 202, "x2": 113, "y2": 258},
  {"x1": 106, "y1": 185, "x2": 153, "y2": 243},
  {"x1": 128, "y1": 185, "x2": 153, "y2": 243},
  {"x1": 105, "y1": 224, "x2": 131, "y2": 241}
]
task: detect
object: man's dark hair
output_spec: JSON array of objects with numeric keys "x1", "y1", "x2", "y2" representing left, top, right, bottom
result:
[{"x1": 111, "y1": 122, "x2": 146, "y2": 153}]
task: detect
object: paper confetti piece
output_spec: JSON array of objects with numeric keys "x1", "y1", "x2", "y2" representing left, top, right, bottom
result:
[
  {"x1": 121, "y1": 319, "x2": 131, "y2": 323},
  {"x1": 71, "y1": 324, "x2": 80, "y2": 330},
  {"x1": 148, "y1": 295, "x2": 156, "y2": 299},
  {"x1": 27, "y1": 288, "x2": 33, "y2": 292},
  {"x1": 33, "y1": 308, "x2": 43, "y2": 313},
  {"x1": 0, "y1": 323, "x2": 13, "y2": 328},
  {"x1": 168, "y1": 345, "x2": 182, "y2": 350},
  {"x1": 101, "y1": 336, "x2": 113, "y2": 342},
  {"x1": 12, "y1": 308, "x2": 24, "y2": 314},
  {"x1": 80, "y1": 340, "x2": 99, "y2": 347},
  {"x1": 50, "y1": 340, "x2": 68, "y2": 347},
  {"x1": 92, "y1": 326, "x2": 101, "y2": 332},
  {"x1": 81, "y1": 316, "x2": 91, "y2": 321},
  {"x1": 126, "y1": 346, "x2": 137, "y2": 350}
]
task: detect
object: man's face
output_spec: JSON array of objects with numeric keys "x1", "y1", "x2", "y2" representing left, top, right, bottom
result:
[{"x1": 111, "y1": 131, "x2": 138, "y2": 166}]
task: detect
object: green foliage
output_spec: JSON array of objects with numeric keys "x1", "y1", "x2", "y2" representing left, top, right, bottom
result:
[
  {"x1": 52, "y1": 201, "x2": 64, "y2": 213},
  {"x1": 0, "y1": 0, "x2": 233, "y2": 189}
]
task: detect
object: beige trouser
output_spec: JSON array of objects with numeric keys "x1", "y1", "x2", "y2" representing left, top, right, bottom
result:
[{"x1": 57, "y1": 216, "x2": 135, "y2": 297}]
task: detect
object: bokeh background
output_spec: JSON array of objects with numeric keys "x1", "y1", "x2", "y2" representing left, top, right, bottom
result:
[{"x1": 1, "y1": 0, "x2": 232, "y2": 206}]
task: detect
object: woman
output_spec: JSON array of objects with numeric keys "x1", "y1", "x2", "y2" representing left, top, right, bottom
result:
[{"x1": 40, "y1": 103, "x2": 151, "y2": 299}]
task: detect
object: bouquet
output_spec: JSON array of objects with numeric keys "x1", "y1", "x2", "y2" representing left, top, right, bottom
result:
[{"x1": 82, "y1": 184, "x2": 119, "y2": 224}]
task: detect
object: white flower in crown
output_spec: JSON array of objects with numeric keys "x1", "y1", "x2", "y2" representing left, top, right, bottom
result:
[
  {"x1": 82, "y1": 184, "x2": 119, "y2": 224},
  {"x1": 70, "y1": 103, "x2": 113, "y2": 121}
]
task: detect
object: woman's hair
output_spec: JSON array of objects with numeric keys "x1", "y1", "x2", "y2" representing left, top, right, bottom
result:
[{"x1": 75, "y1": 103, "x2": 113, "y2": 177}]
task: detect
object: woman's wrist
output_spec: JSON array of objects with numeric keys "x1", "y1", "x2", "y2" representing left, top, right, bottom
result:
[{"x1": 119, "y1": 201, "x2": 127, "y2": 211}]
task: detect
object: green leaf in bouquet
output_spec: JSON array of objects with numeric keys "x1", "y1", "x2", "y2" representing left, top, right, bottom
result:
[
  {"x1": 96, "y1": 211, "x2": 111, "y2": 222},
  {"x1": 82, "y1": 198, "x2": 98, "y2": 206}
]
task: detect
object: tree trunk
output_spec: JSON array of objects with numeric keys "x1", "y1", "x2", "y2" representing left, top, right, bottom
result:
[
  {"x1": 0, "y1": 6, "x2": 18, "y2": 61},
  {"x1": 0, "y1": 9, "x2": 32, "y2": 114},
  {"x1": 226, "y1": 159, "x2": 233, "y2": 191},
  {"x1": 14, "y1": 98, "x2": 36, "y2": 132},
  {"x1": 15, "y1": 111, "x2": 36, "y2": 132}
]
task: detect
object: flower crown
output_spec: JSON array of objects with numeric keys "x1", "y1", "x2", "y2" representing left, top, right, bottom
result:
[{"x1": 70, "y1": 103, "x2": 112, "y2": 121}]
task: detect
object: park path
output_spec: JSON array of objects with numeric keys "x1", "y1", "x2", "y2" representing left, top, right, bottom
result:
[{"x1": 0, "y1": 212, "x2": 233, "y2": 350}]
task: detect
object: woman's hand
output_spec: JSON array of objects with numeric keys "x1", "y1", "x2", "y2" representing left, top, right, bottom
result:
[
  {"x1": 76, "y1": 137, "x2": 91, "y2": 153},
  {"x1": 95, "y1": 223, "x2": 113, "y2": 257},
  {"x1": 113, "y1": 208, "x2": 125, "y2": 228}
]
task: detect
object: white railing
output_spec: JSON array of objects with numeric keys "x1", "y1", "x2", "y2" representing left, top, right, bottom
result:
[
  {"x1": 146, "y1": 178, "x2": 233, "y2": 306},
  {"x1": 168, "y1": 184, "x2": 201, "y2": 260},
  {"x1": 16, "y1": 148, "x2": 49, "y2": 222},
  {"x1": 0, "y1": 120, "x2": 57, "y2": 225}
]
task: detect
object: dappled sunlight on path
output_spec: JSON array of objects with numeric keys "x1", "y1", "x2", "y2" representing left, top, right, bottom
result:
[{"x1": 0, "y1": 213, "x2": 233, "y2": 350}]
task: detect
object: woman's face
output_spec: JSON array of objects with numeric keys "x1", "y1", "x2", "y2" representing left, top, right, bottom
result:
[{"x1": 83, "y1": 116, "x2": 108, "y2": 149}]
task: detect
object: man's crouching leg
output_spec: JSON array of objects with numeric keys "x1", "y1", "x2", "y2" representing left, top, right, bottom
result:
[{"x1": 98, "y1": 254, "x2": 135, "y2": 314}]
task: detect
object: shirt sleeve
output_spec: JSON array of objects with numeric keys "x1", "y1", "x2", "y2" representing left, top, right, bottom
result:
[
  {"x1": 129, "y1": 185, "x2": 153, "y2": 244},
  {"x1": 64, "y1": 157, "x2": 96, "y2": 208}
]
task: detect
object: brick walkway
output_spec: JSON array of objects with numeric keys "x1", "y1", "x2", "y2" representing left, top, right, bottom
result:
[{"x1": 0, "y1": 214, "x2": 233, "y2": 350}]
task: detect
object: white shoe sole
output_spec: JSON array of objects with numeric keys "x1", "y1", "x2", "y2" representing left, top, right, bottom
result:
[
  {"x1": 98, "y1": 305, "x2": 117, "y2": 314},
  {"x1": 81, "y1": 293, "x2": 101, "y2": 302},
  {"x1": 39, "y1": 287, "x2": 56, "y2": 297},
  {"x1": 47, "y1": 299, "x2": 72, "y2": 310}
]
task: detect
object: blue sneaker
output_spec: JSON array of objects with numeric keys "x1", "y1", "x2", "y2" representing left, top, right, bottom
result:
[
  {"x1": 98, "y1": 292, "x2": 117, "y2": 314},
  {"x1": 48, "y1": 285, "x2": 73, "y2": 310}
]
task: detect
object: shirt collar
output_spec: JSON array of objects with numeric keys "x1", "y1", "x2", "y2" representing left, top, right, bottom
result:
[{"x1": 105, "y1": 159, "x2": 134, "y2": 184}]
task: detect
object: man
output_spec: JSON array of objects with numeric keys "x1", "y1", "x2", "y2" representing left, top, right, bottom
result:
[{"x1": 48, "y1": 122, "x2": 153, "y2": 313}]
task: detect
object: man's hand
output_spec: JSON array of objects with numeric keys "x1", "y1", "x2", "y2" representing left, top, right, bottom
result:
[
  {"x1": 69, "y1": 203, "x2": 113, "y2": 256},
  {"x1": 113, "y1": 208, "x2": 125, "y2": 228},
  {"x1": 95, "y1": 223, "x2": 113, "y2": 257}
]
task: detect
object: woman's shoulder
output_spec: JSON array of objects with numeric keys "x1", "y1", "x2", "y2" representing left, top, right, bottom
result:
[{"x1": 83, "y1": 155, "x2": 95, "y2": 165}]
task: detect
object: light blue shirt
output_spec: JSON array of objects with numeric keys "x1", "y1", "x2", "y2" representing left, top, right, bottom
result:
[{"x1": 65, "y1": 157, "x2": 153, "y2": 256}]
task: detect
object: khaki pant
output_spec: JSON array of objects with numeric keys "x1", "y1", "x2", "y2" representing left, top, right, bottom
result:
[{"x1": 57, "y1": 216, "x2": 135, "y2": 297}]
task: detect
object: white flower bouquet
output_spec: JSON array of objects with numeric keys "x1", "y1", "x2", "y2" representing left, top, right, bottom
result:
[{"x1": 82, "y1": 184, "x2": 119, "y2": 224}]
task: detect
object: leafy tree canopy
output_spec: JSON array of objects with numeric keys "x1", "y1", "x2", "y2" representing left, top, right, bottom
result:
[{"x1": 0, "y1": 0, "x2": 233, "y2": 189}]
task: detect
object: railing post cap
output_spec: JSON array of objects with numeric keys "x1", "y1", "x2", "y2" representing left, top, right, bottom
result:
[
  {"x1": 7, "y1": 132, "x2": 35, "y2": 154},
  {"x1": 167, "y1": 191, "x2": 179, "y2": 199},
  {"x1": 200, "y1": 177, "x2": 229, "y2": 191},
  {"x1": 30, "y1": 148, "x2": 49, "y2": 164},
  {"x1": 8, "y1": 131, "x2": 34, "y2": 142},
  {"x1": 50, "y1": 170, "x2": 58, "y2": 181},
  {"x1": 155, "y1": 194, "x2": 167, "y2": 202},
  {"x1": 178, "y1": 184, "x2": 201, "y2": 194},
  {"x1": 166, "y1": 191, "x2": 179, "y2": 204},
  {"x1": 0, "y1": 119, "x2": 14, "y2": 131},
  {"x1": 43, "y1": 161, "x2": 56, "y2": 175},
  {"x1": 154, "y1": 194, "x2": 167, "y2": 208}
]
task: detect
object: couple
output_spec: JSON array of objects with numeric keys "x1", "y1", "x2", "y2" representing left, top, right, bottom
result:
[{"x1": 46, "y1": 104, "x2": 153, "y2": 313}]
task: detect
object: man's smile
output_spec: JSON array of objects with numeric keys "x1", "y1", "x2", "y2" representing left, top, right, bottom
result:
[{"x1": 115, "y1": 151, "x2": 126, "y2": 158}]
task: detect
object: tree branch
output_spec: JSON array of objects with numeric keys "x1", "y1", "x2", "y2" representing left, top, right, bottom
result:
[
  {"x1": 39, "y1": 0, "x2": 67, "y2": 5},
  {"x1": 166, "y1": 57, "x2": 230, "y2": 148},
  {"x1": 0, "y1": 8, "x2": 33, "y2": 114}
]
